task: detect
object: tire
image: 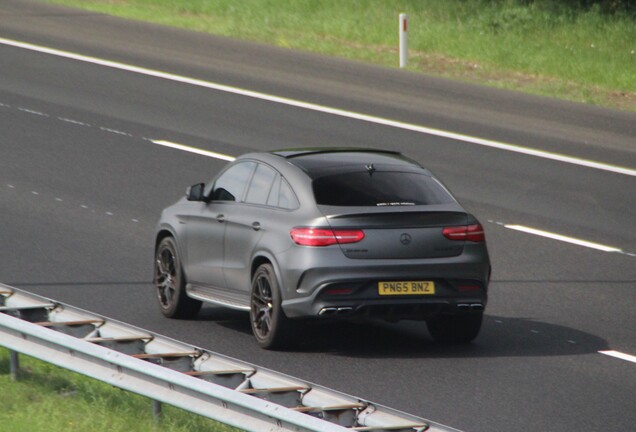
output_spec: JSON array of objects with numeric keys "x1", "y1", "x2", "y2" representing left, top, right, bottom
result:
[
  {"x1": 154, "y1": 236, "x2": 202, "y2": 319},
  {"x1": 250, "y1": 264, "x2": 299, "y2": 350},
  {"x1": 427, "y1": 312, "x2": 483, "y2": 344}
]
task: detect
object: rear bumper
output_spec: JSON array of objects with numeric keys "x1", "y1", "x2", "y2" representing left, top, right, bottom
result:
[
  {"x1": 282, "y1": 277, "x2": 487, "y2": 320},
  {"x1": 278, "y1": 244, "x2": 490, "y2": 320},
  {"x1": 284, "y1": 294, "x2": 487, "y2": 321}
]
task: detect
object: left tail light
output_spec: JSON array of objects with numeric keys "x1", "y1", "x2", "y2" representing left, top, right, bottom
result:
[{"x1": 290, "y1": 228, "x2": 365, "y2": 247}]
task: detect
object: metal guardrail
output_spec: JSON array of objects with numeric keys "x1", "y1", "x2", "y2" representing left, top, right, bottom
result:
[{"x1": 0, "y1": 283, "x2": 459, "y2": 432}]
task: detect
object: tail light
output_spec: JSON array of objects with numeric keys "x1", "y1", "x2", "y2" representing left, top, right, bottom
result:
[
  {"x1": 442, "y1": 224, "x2": 485, "y2": 242},
  {"x1": 290, "y1": 228, "x2": 365, "y2": 247}
]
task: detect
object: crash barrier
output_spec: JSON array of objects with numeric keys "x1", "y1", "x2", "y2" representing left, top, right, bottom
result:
[{"x1": 0, "y1": 283, "x2": 460, "y2": 432}]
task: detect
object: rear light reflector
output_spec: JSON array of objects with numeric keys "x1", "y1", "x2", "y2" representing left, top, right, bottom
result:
[
  {"x1": 457, "y1": 285, "x2": 481, "y2": 292},
  {"x1": 442, "y1": 224, "x2": 485, "y2": 242},
  {"x1": 324, "y1": 288, "x2": 354, "y2": 295},
  {"x1": 290, "y1": 228, "x2": 365, "y2": 246}
]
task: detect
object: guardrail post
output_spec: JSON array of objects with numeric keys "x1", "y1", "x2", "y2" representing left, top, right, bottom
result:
[
  {"x1": 153, "y1": 399, "x2": 162, "y2": 423},
  {"x1": 399, "y1": 13, "x2": 408, "y2": 68},
  {"x1": 9, "y1": 350, "x2": 20, "y2": 381}
]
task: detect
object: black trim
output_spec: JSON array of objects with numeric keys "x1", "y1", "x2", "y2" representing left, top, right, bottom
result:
[{"x1": 271, "y1": 147, "x2": 402, "y2": 159}]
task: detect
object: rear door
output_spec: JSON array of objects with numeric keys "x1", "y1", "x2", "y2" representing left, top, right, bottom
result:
[{"x1": 222, "y1": 163, "x2": 278, "y2": 293}]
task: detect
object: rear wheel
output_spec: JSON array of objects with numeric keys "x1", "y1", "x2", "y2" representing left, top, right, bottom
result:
[
  {"x1": 250, "y1": 264, "x2": 299, "y2": 350},
  {"x1": 427, "y1": 313, "x2": 483, "y2": 344},
  {"x1": 154, "y1": 237, "x2": 201, "y2": 319}
]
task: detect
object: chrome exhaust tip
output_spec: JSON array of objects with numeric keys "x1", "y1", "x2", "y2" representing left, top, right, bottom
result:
[
  {"x1": 319, "y1": 307, "x2": 353, "y2": 316},
  {"x1": 318, "y1": 307, "x2": 338, "y2": 316}
]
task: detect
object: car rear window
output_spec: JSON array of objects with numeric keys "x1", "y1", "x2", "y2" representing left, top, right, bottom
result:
[{"x1": 313, "y1": 172, "x2": 455, "y2": 206}]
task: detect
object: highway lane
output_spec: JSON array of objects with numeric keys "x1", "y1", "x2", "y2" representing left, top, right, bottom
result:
[
  {"x1": 1, "y1": 0, "x2": 634, "y2": 165},
  {"x1": 2, "y1": 2, "x2": 636, "y2": 432}
]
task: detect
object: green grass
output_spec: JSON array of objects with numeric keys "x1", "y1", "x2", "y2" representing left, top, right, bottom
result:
[
  {"x1": 0, "y1": 348, "x2": 240, "y2": 432},
  {"x1": 42, "y1": 0, "x2": 636, "y2": 111}
]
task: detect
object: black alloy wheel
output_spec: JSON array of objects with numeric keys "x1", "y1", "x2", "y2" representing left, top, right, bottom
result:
[
  {"x1": 250, "y1": 263, "x2": 298, "y2": 350},
  {"x1": 154, "y1": 237, "x2": 201, "y2": 319}
]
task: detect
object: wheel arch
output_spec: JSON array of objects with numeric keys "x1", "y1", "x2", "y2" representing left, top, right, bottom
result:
[
  {"x1": 251, "y1": 252, "x2": 286, "y2": 298},
  {"x1": 155, "y1": 225, "x2": 178, "y2": 252},
  {"x1": 155, "y1": 230, "x2": 172, "y2": 249},
  {"x1": 154, "y1": 227, "x2": 187, "y2": 274}
]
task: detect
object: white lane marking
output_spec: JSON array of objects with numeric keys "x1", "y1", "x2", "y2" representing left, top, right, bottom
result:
[
  {"x1": 1, "y1": 37, "x2": 635, "y2": 177},
  {"x1": 58, "y1": 117, "x2": 91, "y2": 127},
  {"x1": 151, "y1": 140, "x2": 236, "y2": 161},
  {"x1": 16, "y1": 104, "x2": 135, "y2": 138},
  {"x1": 504, "y1": 224, "x2": 623, "y2": 253},
  {"x1": 100, "y1": 127, "x2": 132, "y2": 136},
  {"x1": 599, "y1": 350, "x2": 636, "y2": 364},
  {"x1": 5, "y1": 183, "x2": 141, "y2": 226},
  {"x1": 18, "y1": 107, "x2": 48, "y2": 117}
]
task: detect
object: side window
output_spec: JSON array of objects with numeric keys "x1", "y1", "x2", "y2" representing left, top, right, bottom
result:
[
  {"x1": 211, "y1": 162, "x2": 256, "y2": 202},
  {"x1": 265, "y1": 175, "x2": 299, "y2": 209},
  {"x1": 245, "y1": 164, "x2": 277, "y2": 205},
  {"x1": 278, "y1": 179, "x2": 299, "y2": 209},
  {"x1": 266, "y1": 175, "x2": 281, "y2": 207}
]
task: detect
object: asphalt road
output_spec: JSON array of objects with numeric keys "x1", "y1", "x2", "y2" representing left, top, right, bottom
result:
[{"x1": 1, "y1": 1, "x2": 635, "y2": 431}]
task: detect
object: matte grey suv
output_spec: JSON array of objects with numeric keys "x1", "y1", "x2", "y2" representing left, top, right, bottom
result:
[{"x1": 154, "y1": 148, "x2": 490, "y2": 349}]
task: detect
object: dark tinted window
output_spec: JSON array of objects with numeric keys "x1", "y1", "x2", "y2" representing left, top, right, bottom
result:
[
  {"x1": 313, "y1": 172, "x2": 454, "y2": 206},
  {"x1": 211, "y1": 162, "x2": 256, "y2": 202},
  {"x1": 245, "y1": 164, "x2": 277, "y2": 205}
]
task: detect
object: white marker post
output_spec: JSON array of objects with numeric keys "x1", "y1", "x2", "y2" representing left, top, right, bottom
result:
[{"x1": 399, "y1": 13, "x2": 408, "y2": 68}]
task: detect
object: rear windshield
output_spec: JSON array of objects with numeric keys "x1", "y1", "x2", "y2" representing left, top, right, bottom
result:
[{"x1": 313, "y1": 172, "x2": 455, "y2": 206}]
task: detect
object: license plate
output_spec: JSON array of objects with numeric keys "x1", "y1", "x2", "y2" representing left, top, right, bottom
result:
[{"x1": 378, "y1": 281, "x2": 435, "y2": 295}]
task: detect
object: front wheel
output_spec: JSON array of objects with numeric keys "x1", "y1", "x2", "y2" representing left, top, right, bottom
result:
[
  {"x1": 250, "y1": 264, "x2": 299, "y2": 350},
  {"x1": 427, "y1": 313, "x2": 483, "y2": 344},
  {"x1": 154, "y1": 236, "x2": 201, "y2": 319}
]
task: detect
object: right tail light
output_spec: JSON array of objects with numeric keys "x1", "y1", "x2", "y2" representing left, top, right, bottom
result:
[{"x1": 442, "y1": 224, "x2": 485, "y2": 242}]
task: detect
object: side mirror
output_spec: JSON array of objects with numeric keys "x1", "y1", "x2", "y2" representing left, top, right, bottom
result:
[{"x1": 186, "y1": 183, "x2": 206, "y2": 202}]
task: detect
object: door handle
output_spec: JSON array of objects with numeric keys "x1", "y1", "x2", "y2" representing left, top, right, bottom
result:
[
  {"x1": 216, "y1": 214, "x2": 225, "y2": 223},
  {"x1": 251, "y1": 222, "x2": 261, "y2": 231}
]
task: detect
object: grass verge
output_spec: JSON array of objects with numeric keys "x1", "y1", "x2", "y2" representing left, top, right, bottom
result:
[
  {"x1": 0, "y1": 348, "x2": 240, "y2": 432},
  {"x1": 42, "y1": 0, "x2": 636, "y2": 111}
]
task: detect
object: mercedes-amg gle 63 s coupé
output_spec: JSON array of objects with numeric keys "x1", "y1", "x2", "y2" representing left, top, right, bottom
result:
[{"x1": 154, "y1": 148, "x2": 490, "y2": 349}]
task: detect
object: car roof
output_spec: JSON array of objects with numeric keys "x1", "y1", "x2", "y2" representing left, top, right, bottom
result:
[{"x1": 269, "y1": 147, "x2": 425, "y2": 179}]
